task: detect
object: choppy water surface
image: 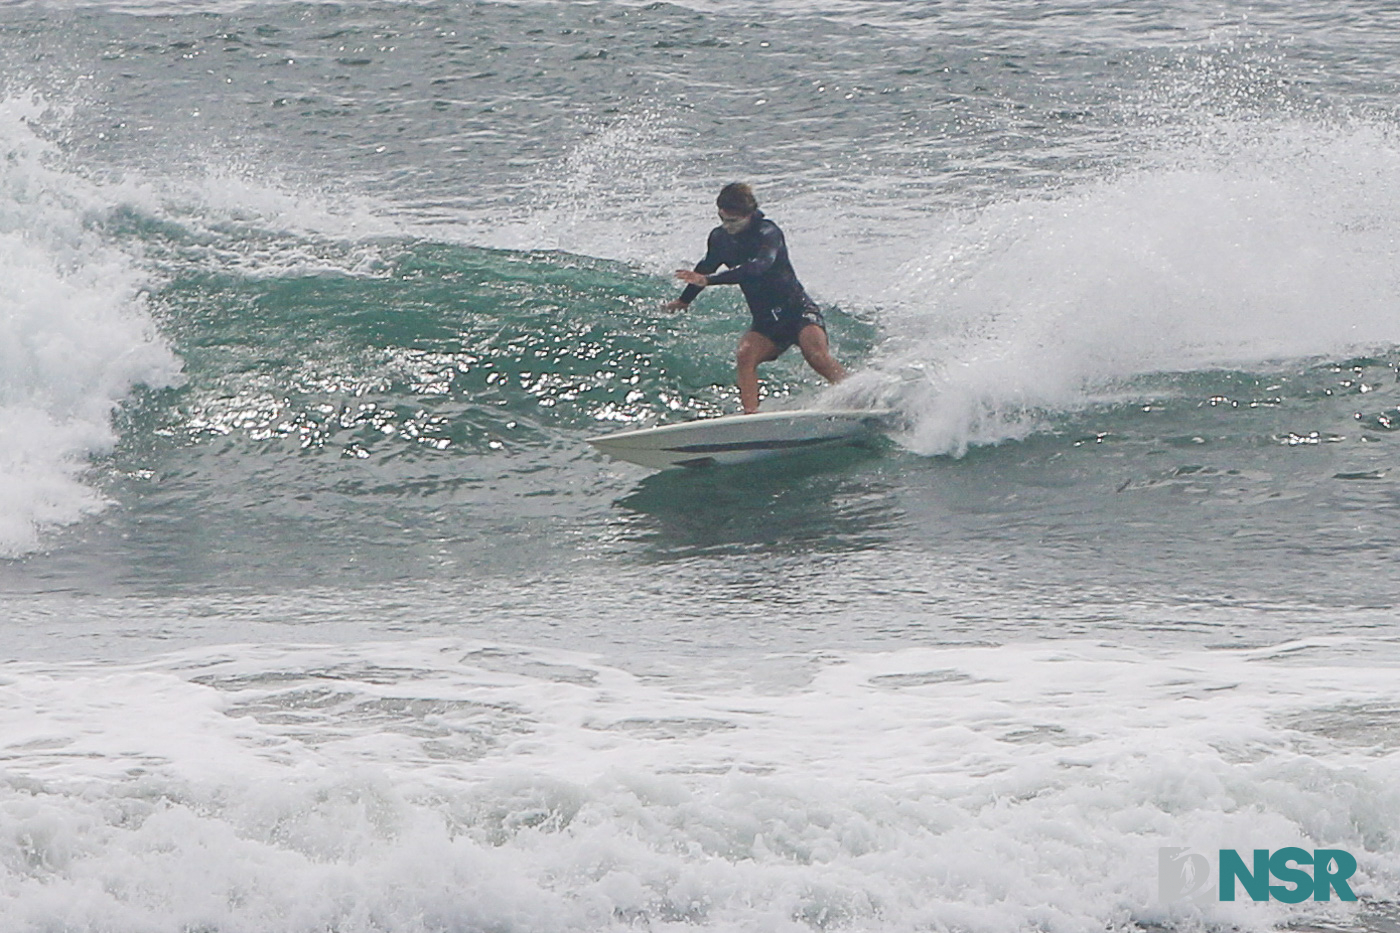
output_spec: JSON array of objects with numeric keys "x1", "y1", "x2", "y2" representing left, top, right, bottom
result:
[{"x1": 3, "y1": 2, "x2": 1400, "y2": 931}]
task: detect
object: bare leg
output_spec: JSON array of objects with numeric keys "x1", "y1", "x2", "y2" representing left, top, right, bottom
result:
[
  {"x1": 736, "y1": 330, "x2": 782, "y2": 413},
  {"x1": 797, "y1": 324, "x2": 847, "y2": 384}
]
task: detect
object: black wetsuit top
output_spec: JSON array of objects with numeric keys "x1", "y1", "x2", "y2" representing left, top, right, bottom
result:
[{"x1": 678, "y1": 211, "x2": 818, "y2": 324}]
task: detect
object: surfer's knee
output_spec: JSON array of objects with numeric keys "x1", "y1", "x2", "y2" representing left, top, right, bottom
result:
[
  {"x1": 797, "y1": 324, "x2": 828, "y2": 353},
  {"x1": 798, "y1": 327, "x2": 846, "y2": 382}
]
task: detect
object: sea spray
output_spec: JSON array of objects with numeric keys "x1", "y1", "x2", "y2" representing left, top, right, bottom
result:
[{"x1": 819, "y1": 120, "x2": 1400, "y2": 456}]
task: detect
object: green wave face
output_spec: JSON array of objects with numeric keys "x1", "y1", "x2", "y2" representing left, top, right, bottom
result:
[
  {"x1": 152, "y1": 248, "x2": 704, "y2": 451},
  {"x1": 137, "y1": 237, "x2": 875, "y2": 456},
  {"x1": 85, "y1": 230, "x2": 882, "y2": 589}
]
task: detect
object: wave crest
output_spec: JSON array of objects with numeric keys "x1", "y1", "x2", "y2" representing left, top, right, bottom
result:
[{"x1": 0, "y1": 94, "x2": 180, "y2": 556}]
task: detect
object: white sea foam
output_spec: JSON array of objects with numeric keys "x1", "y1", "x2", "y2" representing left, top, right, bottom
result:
[
  {"x1": 0, "y1": 90, "x2": 428, "y2": 559},
  {"x1": 0, "y1": 95, "x2": 180, "y2": 556},
  {"x1": 3, "y1": 636, "x2": 1399, "y2": 932},
  {"x1": 813, "y1": 120, "x2": 1400, "y2": 455}
]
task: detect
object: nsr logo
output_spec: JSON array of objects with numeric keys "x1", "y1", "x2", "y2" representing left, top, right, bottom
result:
[{"x1": 1159, "y1": 848, "x2": 1358, "y2": 904}]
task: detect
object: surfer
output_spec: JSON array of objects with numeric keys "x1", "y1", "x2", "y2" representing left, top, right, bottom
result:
[{"x1": 665, "y1": 183, "x2": 846, "y2": 414}]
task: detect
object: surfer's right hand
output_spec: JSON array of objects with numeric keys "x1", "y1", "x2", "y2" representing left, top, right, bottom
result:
[{"x1": 662, "y1": 299, "x2": 689, "y2": 312}]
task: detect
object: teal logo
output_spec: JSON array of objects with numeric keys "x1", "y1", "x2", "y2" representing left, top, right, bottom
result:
[{"x1": 1159, "y1": 848, "x2": 1358, "y2": 904}]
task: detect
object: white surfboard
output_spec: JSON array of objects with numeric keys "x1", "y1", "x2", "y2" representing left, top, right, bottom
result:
[{"x1": 589, "y1": 409, "x2": 892, "y2": 470}]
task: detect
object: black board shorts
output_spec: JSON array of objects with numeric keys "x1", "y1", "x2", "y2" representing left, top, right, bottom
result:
[{"x1": 749, "y1": 304, "x2": 827, "y2": 354}]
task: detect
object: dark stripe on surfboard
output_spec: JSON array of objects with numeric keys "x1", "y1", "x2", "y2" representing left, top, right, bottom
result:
[{"x1": 662, "y1": 436, "x2": 850, "y2": 454}]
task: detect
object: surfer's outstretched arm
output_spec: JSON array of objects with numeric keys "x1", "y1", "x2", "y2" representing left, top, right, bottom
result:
[{"x1": 666, "y1": 229, "x2": 725, "y2": 309}]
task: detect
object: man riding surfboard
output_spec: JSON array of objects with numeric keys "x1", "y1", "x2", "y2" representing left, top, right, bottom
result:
[{"x1": 665, "y1": 183, "x2": 846, "y2": 413}]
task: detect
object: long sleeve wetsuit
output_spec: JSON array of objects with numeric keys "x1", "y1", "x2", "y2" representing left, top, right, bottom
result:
[{"x1": 677, "y1": 211, "x2": 817, "y2": 324}]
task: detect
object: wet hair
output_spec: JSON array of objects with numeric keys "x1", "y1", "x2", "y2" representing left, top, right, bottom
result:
[{"x1": 716, "y1": 182, "x2": 758, "y2": 216}]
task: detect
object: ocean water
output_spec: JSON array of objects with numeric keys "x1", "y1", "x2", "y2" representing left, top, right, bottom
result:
[{"x1": 4, "y1": 1, "x2": 1400, "y2": 930}]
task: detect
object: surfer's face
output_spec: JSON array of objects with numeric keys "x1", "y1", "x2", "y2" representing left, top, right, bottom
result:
[{"x1": 719, "y1": 211, "x2": 751, "y2": 235}]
